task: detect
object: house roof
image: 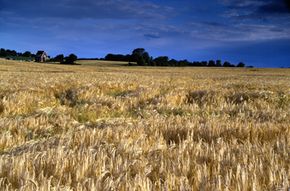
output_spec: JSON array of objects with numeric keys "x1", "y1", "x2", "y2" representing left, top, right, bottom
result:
[{"x1": 36, "y1": 51, "x2": 46, "y2": 56}]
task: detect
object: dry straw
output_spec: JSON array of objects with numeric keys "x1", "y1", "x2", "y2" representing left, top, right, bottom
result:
[{"x1": 0, "y1": 59, "x2": 289, "y2": 190}]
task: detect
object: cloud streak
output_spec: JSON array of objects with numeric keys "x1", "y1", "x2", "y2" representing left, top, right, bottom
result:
[
  {"x1": 222, "y1": 0, "x2": 290, "y2": 18},
  {"x1": 0, "y1": 0, "x2": 173, "y2": 20}
]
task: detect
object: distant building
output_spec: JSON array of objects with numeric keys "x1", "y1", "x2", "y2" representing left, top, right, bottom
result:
[{"x1": 35, "y1": 51, "x2": 48, "y2": 62}]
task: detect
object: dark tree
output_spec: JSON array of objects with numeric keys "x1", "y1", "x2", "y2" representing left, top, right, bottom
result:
[
  {"x1": 208, "y1": 60, "x2": 216, "y2": 67},
  {"x1": 106, "y1": 54, "x2": 121, "y2": 61},
  {"x1": 216, "y1": 60, "x2": 222, "y2": 67},
  {"x1": 6, "y1": 49, "x2": 17, "y2": 57},
  {"x1": 22, "y1": 51, "x2": 32, "y2": 57},
  {"x1": 201, "y1": 61, "x2": 208, "y2": 67},
  {"x1": 192, "y1": 61, "x2": 202, "y2": 66},
  {"x1": 0, "y1": 48, "x2": 36, "y2": 61},
  {"x1": 168, "y1": 59, "x2": 178, "y2": 66},
  {"x1": 142, "y1": 52, "x2": 150, "y2": 65},
  {"x1": 131, "y1": 48, "x2": 150, "y2": 66},
  {"x1": 149, "y1": 56, "x2": 154, "y2": 66},
  {"x1": 223, "y1": 61, "x2": 231, "y2": 67},
  {"x1": 54, "y1": 54, "x2": 64, "y2": 63},
  {"x1": 132, "y1": 48, "x2": 145, "y2": 56},
  {"x1": 178, "y1": 59, "x2": 190, "y2": 67},
  {"x1": 223, "y1": 61, "x2": 234, "y2": 67},
  {"x1": 192, "y1": 61, "x2": 198, "y2": 66},
  {"x1": 137, "y1": 57, "x2": 146, "y2": 66},
  {"x1": 64, "y1": 54, "x2": 78, "y2": 64},
  {"x1": 237, "y1": 62, "x2": 245, "y2": 67},
  {"x1": 105, "y1": 54, "x2": 114, "y2": 60},
  {"x1": 0, "y1": 49, "x2": 7, "y2": 57},
  {"x1": 154, "y1": 56, "x2": 169, "y2": 66}
]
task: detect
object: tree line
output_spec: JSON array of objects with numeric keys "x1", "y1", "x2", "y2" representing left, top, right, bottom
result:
[
  {"x1": 0, "y1": 48, "x2": 78, "y2": 64},
  {"x1": 50, "y1": 54, "x2": 78, "y2": 64},
  {"x1": 1, "y1": 47, "x2": 248, "y2": 67},
  {"x1": 0, "y1": 48, "x2": 35, "y2": 60},
  {"x1": 104, "y1": 48, "x2": 247, "y2": 67}
]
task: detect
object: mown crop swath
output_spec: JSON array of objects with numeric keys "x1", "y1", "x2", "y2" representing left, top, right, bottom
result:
[{"x1": 0, "y1": 59, "x2": 289, "y2": 190}]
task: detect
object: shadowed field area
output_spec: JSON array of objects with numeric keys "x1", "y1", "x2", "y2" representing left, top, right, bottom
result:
[{"x1": 0, "y1": 59, "x2": 289, "y2": 190}]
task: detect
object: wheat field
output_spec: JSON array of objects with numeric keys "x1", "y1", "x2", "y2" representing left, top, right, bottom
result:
[{"x1": 0, "y1": 59, "x2": 289, "y2": 190}]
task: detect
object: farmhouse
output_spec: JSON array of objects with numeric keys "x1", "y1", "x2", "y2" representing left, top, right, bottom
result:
[{"x1": 35, "y1": 51, "x2": 48, "y2": 62}]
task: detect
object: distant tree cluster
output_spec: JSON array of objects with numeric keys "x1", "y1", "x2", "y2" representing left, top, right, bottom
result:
[
  {"x1": 51, "y1": 54, "x2": 78, "y2": 64},
  {"x1": 0, "y1": 48, "x2": 35, "y2": 60},
  {"x1": 1, "y1": 48, "x2": 79, "y2": 64},
  {"x1": 104, "y1": 48, "x2": 151, "y2": 66},
  {"x1": 104, "y1": 48, "x2": 247, "y2": 67},
  {"x1": 105, "y1": 54, "x2": 131, "y2": 62}
]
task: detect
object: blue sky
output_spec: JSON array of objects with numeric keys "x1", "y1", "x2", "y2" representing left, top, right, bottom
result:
[{"x1": 0, "y1": 0, "x2": 290, "y2": 67}]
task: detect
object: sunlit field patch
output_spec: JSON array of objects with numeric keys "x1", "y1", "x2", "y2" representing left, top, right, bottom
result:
[{"x1": 0, "y1": 59, "x2": 289, "y2": 190}]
